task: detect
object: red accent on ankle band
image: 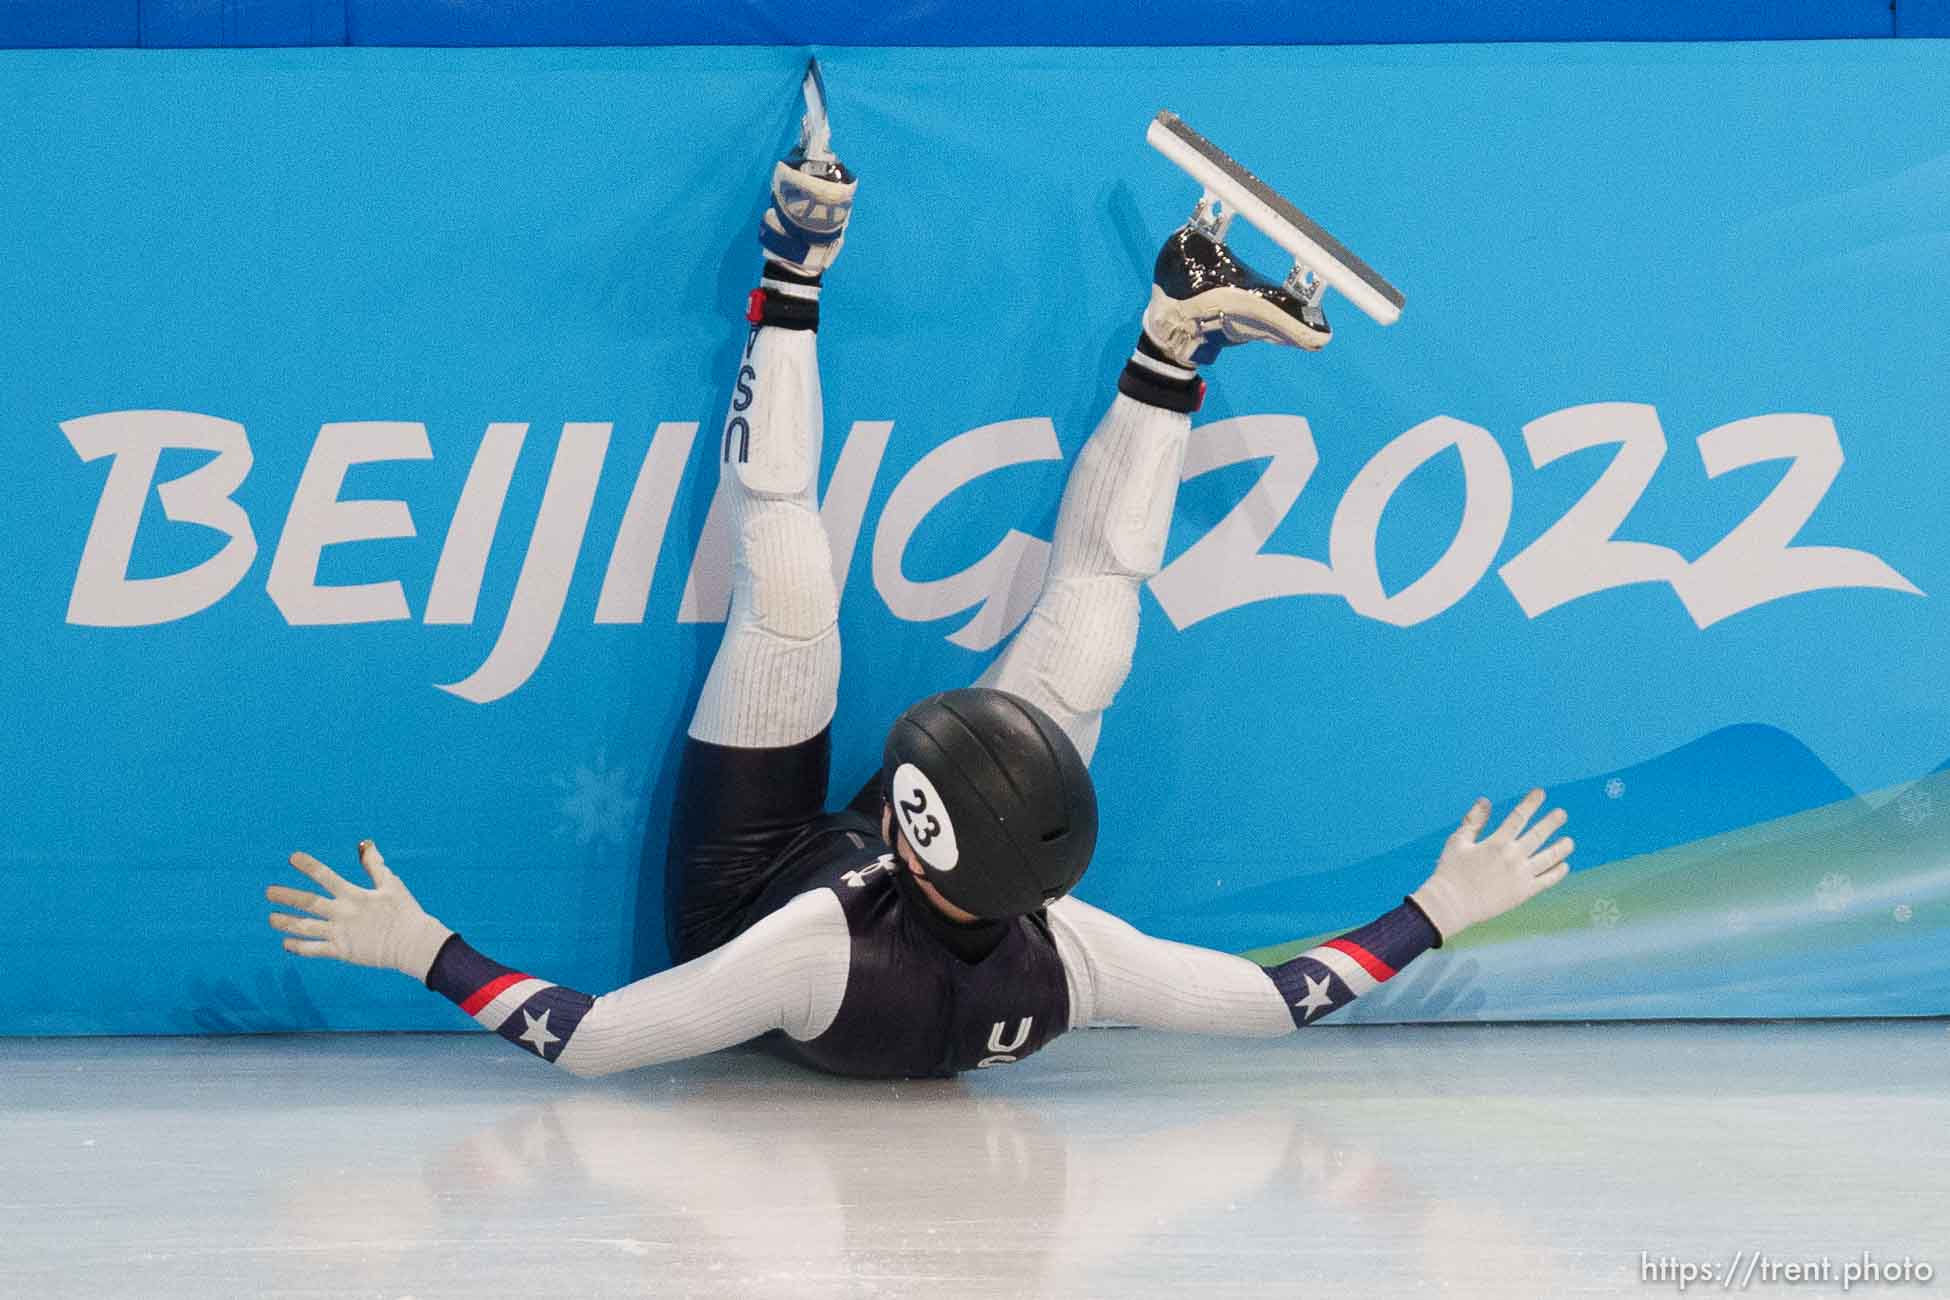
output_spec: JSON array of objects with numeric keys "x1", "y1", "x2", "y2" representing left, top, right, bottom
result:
[
  {"x1": 1194, "y1": 379, "x2": 1207, "y2": 411},
  {"x1": 746, "y1": 289, "x2": 767, "y2": 324}
]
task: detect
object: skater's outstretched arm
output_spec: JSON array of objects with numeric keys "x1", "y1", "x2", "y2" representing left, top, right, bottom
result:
[
  {"x1": 266, "y1": 842, "x2": 850, "y2": 1077},
  {"x1": 1047, "y1": 792, "x2": 1572, "y2": 1034}
]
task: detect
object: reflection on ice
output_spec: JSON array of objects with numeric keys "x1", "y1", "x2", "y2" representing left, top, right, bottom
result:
[{"x1": 2, "y1": 1022, "x2": 1945, "y2": 1298}]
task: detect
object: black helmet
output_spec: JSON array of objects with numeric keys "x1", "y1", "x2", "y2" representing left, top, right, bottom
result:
[{"x1": 880, "y1": 687, "x2": 1098, "y2": 918}]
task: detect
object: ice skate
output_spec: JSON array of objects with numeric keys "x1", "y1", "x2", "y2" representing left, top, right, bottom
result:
[
  {"x1": 758, "y1": 59, "x2": 857, "y2": 280},
  {"x1": 1142, "y1": 109, "x2": 1403, "y2": 365},
  {"x1": 1142, "y1": 224, "x2": 1333, "y2": 365}
]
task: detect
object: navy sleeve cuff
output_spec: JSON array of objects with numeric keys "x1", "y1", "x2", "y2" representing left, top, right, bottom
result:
[
  {"x1": 425, "y1": 934, "x2": 594, "y2": 1065},
  {"x1": 1264, "y1": 900, "x2": 1439, "y2": 1030}
]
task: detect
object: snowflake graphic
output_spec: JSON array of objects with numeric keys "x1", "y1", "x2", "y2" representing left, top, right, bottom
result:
[
  {"x1": 1813, "y1": 871, "x2": 1854, "y2": 913},
  {"x1": 1604, "y1": 777, "x2": 1626, "y2": 800},
  {"x1": 1589, "y1": 896, "x2": 1622, "y2": 929},
  {"x1": 1894, "y1": 903, "x2": 1914, "y2": 924},
  {"x1": 553, "y1": 748, "x2": 644, "y2": 849},
  {"x1": 1897, "y1": 788, "x2": 1934, "y2": 827},
  {"x1": 1724, "y1": 909, "x2": 1753, "y2": 935}
]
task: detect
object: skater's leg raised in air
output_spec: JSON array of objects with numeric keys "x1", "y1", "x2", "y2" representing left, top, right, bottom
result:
[
  {"x1": 266, "y1": 101, "x2": 1574, "y2": 1081},
  {"x1": 980, "y1": 211, "x2": 1330, "y2": 762},
  {"x1": 686, "y1": 144, "x2": 856, "y2": 751},
  {"x1": 666, "y1": 90, "x2": 862, "y2": 961}
]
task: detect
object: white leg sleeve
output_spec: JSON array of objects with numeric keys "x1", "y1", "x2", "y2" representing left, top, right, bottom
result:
[
  {"x1": 688, "y1": 326, "x2": 841, "y2": 748},
  {"x1": 981, "y1": 392, "x2": 1191, "y2": 762}
]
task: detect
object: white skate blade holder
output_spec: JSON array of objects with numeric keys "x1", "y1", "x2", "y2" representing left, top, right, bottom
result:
[
  {"x1": 799, "y1": 57, "x2": 834, "y2": 164},
  {"x1": 1147, "y1": 110, "x2": 1405, "y2": 327}
]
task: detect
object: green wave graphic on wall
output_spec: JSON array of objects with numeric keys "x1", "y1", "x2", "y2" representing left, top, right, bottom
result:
[{"x1": 1246, "y1": 770, "x2": 1950, "y2": 1021}]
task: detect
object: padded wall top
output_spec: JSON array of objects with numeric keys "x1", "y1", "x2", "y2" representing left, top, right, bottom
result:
[{"x1": 0, "y1": 0, "x2": 1914, "y2": 48}]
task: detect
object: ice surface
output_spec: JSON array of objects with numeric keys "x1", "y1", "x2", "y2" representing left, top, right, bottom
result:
[{"x1": 3, "y1": 1022, "x2": 1944, "y2": 1298}]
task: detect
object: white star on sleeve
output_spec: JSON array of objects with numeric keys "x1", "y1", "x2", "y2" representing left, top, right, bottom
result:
[
  {"x1": 1293, "y1": 973, "x2": 1336, "y2": 1022},
  {"x1": 517, "y1": 1008, "x2": 561, "y2": 1055}
]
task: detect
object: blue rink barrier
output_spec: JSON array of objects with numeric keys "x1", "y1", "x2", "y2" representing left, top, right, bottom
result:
[
  {"x1": 2, "y1": 43, "x2": 1946, "y2": 1033},
  {"x1": 0, "y1": 0, "x2": 1917, "y2": 47}
]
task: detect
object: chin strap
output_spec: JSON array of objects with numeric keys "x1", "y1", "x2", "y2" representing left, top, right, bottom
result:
[{"x1": 894, "y1": 864, "x2": 1009, "y2": 963}]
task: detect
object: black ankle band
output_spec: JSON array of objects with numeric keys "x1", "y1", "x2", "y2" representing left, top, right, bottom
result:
[
  {"x1": 1118, "y1": 361, "x2": 1203, "y2": 413},
  {"x1": 761, "y1": 261, "x2": 823, "y2": 288},
  {"x1": 1120, "y1": 330, "x2": 1203, "y2": 412},
  {"x1": 746, "y1": 287, "x2": 819, "y2": 331}
]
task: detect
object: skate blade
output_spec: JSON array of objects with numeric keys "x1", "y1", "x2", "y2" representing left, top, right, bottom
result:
[
  {"x1": 800, "y1": 58, "x2": 833, "y2": 164},
  {"x1": 1148, "y1": 111, "x2": 1404, "y2": 326}
]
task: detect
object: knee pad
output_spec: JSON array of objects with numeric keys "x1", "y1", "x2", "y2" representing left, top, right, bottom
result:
[
  {"x1": 689, "y1": 610, "x2": 840, "y2": 749},
  {"x1": 735, "y1": 499, "x2": 838, "y2": 643},
  {"x1": 691, "y1": 505, "x2": 839, "y2": 749}
]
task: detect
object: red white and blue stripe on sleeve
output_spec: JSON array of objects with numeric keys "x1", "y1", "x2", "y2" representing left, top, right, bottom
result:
[
  {"x1": 425, "y1": 935, "x2": 594, "y2": 1064},
  {"x1": 1264, "y1": 899, "x2": 1440, "y2": 1029}
]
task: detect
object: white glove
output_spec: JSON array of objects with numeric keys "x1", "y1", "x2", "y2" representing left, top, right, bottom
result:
[
  {"x1": 267, "y1": 840, "x2": 454, "y2": 981},
  {"x1": 1410, "y1": 789, "x2": 1574, "y2": 942}
]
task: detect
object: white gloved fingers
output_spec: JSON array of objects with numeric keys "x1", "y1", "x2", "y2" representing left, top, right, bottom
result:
[
  {"x1": 1492, "y1": 789, "x2": 1547, "y2": 843},
  {"x1": 359, "y1": 839, "x2": 428, "y2": 917},
  {"x1": 1531, "y1": 862, "x2": 1571, "y2": 892},
  {"x1": 282, "y1": 937, "x2": 339, "y2": 959},
  {"x1": 1516, "y1": 806, "x2": 1568, "y2": 855},
  {"x1": 289, "y1": 851, "x2": 356, "y2": 898},
  {"x1": 1452, "y1": 797, "x2": 1492, "y2": 845},
  {"x1": 1414, "y1": 787, "x2": 1570, "y2": 940},
  {"x1": 357, "y1": 839, "x2": 394, "y2": 886},
  {"x1": 1529, "y1": 835, "x2": 1575, "y2": 874},
  {"x1": 270, "y1": 843, "x2": 449, "y2": 976},
  {"x1": 267, "y1": 912, "x2": 329, "y2": 939},
  {"x1": 265, "y1": 884, "x2": 336, "y2": 917}
]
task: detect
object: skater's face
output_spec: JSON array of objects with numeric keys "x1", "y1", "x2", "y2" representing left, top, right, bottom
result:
[{"x1": 882, "y1": 802, "x2": 983, "y2": 925}]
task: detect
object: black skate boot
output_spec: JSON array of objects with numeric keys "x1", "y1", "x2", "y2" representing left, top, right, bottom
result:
[{"x1": 1142, "y1": 224, "x2": 1331, "y2": 366}]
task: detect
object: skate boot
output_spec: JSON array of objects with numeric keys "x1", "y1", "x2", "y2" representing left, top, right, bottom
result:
[
  {"x1": 749, "y1": 59, "x2": 856, "y2": 331},
  {"x1": 1138, "y1": 110, "x2": 1406, "y2": 367},
  {"x1": 1142, "y1": 221, "x2": 1331, "y2": 366},
  {"x1": 760, "y1": 58, "x2": 855, "y2": 278},
  {"x1": 758, "y1": 151, "x2": 855, "y2": 279},
  {"x1": 1117, "y1": 219, "x2": 1331, "y2": 413}
]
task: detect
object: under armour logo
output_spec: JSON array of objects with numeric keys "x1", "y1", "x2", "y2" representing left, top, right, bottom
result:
[{"x1": 840, "y1": 854, "x2": 896, "y2": 889}]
